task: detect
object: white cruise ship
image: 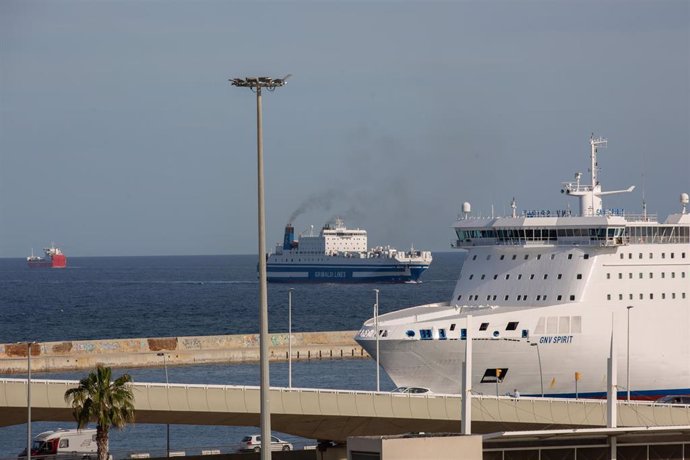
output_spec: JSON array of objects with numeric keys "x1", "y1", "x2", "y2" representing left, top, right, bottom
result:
[
  {"x1": 356, "y1": 136, "x2": 689, "y2": 399},
  {"x1": 267, "y1": 219, "x2": 432, "y2": 283}
]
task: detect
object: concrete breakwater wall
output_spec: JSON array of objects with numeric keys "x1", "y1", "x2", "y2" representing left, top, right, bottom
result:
[{"x1": 0, "y1": 331, "x2": 367, "y2": 374}]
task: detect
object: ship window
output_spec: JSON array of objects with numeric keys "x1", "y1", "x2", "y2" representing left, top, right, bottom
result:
[
  {"x1": 512, "y1": 255, "x2": 517, "y2": 260},
  {"x1": 559, "y1": 316, "x2": 570, "y2": 333},
  {"x1": 577, "y1": 274, "x2": 582, "y2": 279},
  {"x1": 505, "y1": 274, "x2": 510, "y2": 280},
  {"x1": 551, "y1": 254, "x2": 555, "y2": 260},
  {"x1": 450, "y1": 323, "x2": 456, "y2": 331},
  {"x1": 535, "y1": 317, "x2": 545, "y2": 334},
  {"x1": 639, "y1": 273, "x2": 643, "y2": 279},
  {"x1": 672, "y1": 272, "x2": 676, "y2": 278},
  {"x1": 662, "y1": 253, "x2": 666, "y2": 259},
  {"x1": 518, "y1": 274, "x2": 522, "y2": 280},
  {"x1": 639, "y1": 293, "x2": 643, "y2": 300},
  {"x1": 420, "y1": 329, "x2": 433, "y2": 340},
  {"x1": 493, "y1": 330, "x2": 500, "y2": 337},
  {"x1": 460, "y1": 328, "x2": 467, "y2": 340},
  {"x1": 537, "y1": 254, "x2": 542, "y2": 260},
  {"x1": 618, "y1": 273, "x2": 622, "y2": 279},
  {"x1": 486, "y1": 295, "x2": 491, "y2": 301},
  {"x1": 457, "y1": 295, "x2": 462, "y2": 300},
  {"x1": 572, "y1": 316, "x2": 582, "y2": 333},
  {"x1": 607, "y1": 273, "x2": 611, "y2": 279},
  {"x1": 481, "y1": 368, "x2": 508, "y2": 383},
  {"x1": 504, "y1": 295, "x2": 509, "y2": 301},
  {"x1": 506, "y1": 321, "x2": 519, "y2": 331},
  {"x1": 438, "y1": 329, "x2": 447, "y2": 340},
  {"x1": 500, "y1": 255, "x2": 505, "y2": 260},
  {"x1": 487, "y1": 255, "x2": 491, "y2": 260},
  {"x1": 493, "y1": 295, "x2": 497, "y2": 300},
  {"x1": 662, "y1": 272, "x2": 666, "y2": 278},
  {"x1": 650, "y1": 293, "x2": 654, "y2": 300},
  {"x1": 557, "y1": 295, "x2": 563, "y2": 301},
  {"x1": 683, "y1": 293, "x2": 687, "y2": 299},
  {"x1": 620, "y1": 253, "x2": 624, "y2": 259},
  {"x1": 524, "y1": 255, "x2": 529, "y2": 260},
  {"x1": 521, "y1": 329, "x2": 529, "y2": 338},
  {"x1": 558, "y1": 274, "x2": 562, "y2": 279},
  {"x1": 517, "y1": 295, "x2": 522, "y2": 301},
  {"x1": 481, "y1": 274, "x2": 486, "y2": 280},
  {"x1": 649, "y1": 253, "x2": 653, "y2": 259},
  {"x1": 544, "y1": 274, "x2": 548, "y2": 280},
  {"x1": 472, "y1": 255, "x2": 477, "y2": 260},
  {"x1": 672, "y1": 293, "x2": 676, "y2": 299},
  {"x1": 406, "y1": 330, "x2": 415, "y2": 338},
  {"x1": 662, "y1": 293, "x2": 666, "y2": 299},
  {"x1": 639, "y1": 253, "x2": 643, "y2": 259},
  {"x1": 683, "y1": 252, "x2": 686, "y2": 258},
  {"x1": 570, "y1": 295, "x2": 575, "y2": 301},
  {"x1": 649, "y1": 272, "x2": 653, "y2": 279},
  {"x1": 584, "y1": 254, "x2": 589, "y2": 259},
  {"x1": 568, "y1": 254, "x2": 573, "y2": 260},
  {"x1": 671, "y1": 253, "x2": 675, "y2": 259},
  {"x1": 469, "y1": 274, "x2": 474, "y2": 280},
  {"x1": 59, "y1": 439, "x2": 69, "y2": 448},
  {"x1": 629, "y1": 294, "x2": 633, "y2": 300},
  {"x1": 607, "y1": 294, "x2": 611, "y2": 300},
  {"x1": 493, "y1": 274, "x2": 498, "y2": 280},
  {"x1": 543, "y1": 295, "x2": 547, "y2": 300},
  {"x1": 537, "y1": 295, "x2": 541, "y2": 301},
  {"x1": 629, "y1": 273, "x2": 633, "y2": 279},
  {"x1": 619, "y1": 294, "x2": 623, "y2": 300},
  {"x1": 530, "y1": 274, "x2": 535, "y2": 280},
  {"x1": 479, "y1": 322, "x2": 489, "y2": 331}
]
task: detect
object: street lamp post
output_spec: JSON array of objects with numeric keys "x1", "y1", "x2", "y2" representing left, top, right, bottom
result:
[
  {"x1": 230, "y1": 74, "x2": 289, "y2": 460},
  {"x1": 156, "y1": 353, "x2": 170, "y2": 456},
  {"x1": 374, "y1": 289, "x2": 380, "y2": 392},
  {"x1": 288, "y1": 288, "x2": 294, "y2": 389},
  {"x1": 26, "y1": 341, "x2": 36, "y2": 460},
  {"x1": 626, "y1": 305, "x2": 634, "y2": 401},
  {"x1": 530, "y1": 342, "x2": 544, "y2": 397}
]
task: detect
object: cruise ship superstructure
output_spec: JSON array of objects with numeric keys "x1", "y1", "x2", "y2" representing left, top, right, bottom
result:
[
  {"x1": 267, "y1": 219, "x2": 432, "y2": 283},
  {"x1": 356, "y1": 136, "x2": 689, "y2": 399}
]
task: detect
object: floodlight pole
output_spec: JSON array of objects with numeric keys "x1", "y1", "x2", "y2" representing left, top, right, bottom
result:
[
  {"x1": 26, "y1": 342, "x2": 35, "y2": 460},
  {"x1": 230, "y1": 75, "x2": 288, "y2": 460},
  {"x1": 374, "y1": 289, "x2": 380, "y2": 392},
  {"x1": 157, "y1": 352, "x2": 170, "y2": 456},
  {"x1": 288, "y1": 288, "x2": 294, "y2": 389},
  {"x1": 626, "y1": 305, "x2": 633, "y2": 401}
]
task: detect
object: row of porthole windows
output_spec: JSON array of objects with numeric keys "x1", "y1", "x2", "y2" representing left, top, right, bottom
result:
[
  {"x1": 410, "y1": 321, "x2": 527, "y2": 340},
  {"x1": 620, "y1": 251, "x2": 686, "y2": 260},
  {"x1": 607, "y1": 292, "x2": 687, "y2": 301},
  {"x1": 471, "y1": 253, "x2": 585, "y2": 261},
  {"x1": 457, "y1": 294, "x2": 576, "y2": 302},
  {"x1": 467, "y1": 273, "x2": 573, "y2": 281},
  {"x1": 607, "y1": 272, "x2": 686, "y2": 280}
]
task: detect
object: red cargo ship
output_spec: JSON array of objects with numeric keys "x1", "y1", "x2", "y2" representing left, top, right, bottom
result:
[{"x1": 27, "y1": 244, "x2": 67, "y2": 268}]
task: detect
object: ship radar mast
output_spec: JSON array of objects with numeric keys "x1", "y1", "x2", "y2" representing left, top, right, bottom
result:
[{"x1": 561, "y1": 135, "x2": 635, "y2": 216}]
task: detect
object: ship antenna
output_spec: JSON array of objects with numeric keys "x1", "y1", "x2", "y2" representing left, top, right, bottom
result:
[
  {"x1": 510, "y1": 197, "x2": 517, "y2": 218},
  {"x1": 641, "y1": 173, "x2": 647, "y2": 220}
]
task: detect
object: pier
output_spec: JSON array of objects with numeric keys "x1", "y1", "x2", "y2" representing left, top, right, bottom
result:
[{"x1": 0, "y1": 331, "x2": 366, "y2": 374}]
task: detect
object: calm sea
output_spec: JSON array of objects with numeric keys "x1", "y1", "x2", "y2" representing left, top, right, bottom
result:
[{"x1": 0, "y1": 253, "x2": 465, "y2": 457}]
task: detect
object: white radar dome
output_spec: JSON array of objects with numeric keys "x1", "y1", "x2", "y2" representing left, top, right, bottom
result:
[
  {"x1": 462, "y1": 202, "x2": 472, "y2": 214},
  {"x1": 682, "y1": 193, "x2": 689, "y2": 205}
]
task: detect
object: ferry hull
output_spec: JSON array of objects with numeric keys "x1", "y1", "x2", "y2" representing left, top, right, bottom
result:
[
  {"x1": 27, "y1": 254, "x2": 67, "y2": 268},
  {"x1": 267, "y1": 263, "x2": 430, "y2": 283}
]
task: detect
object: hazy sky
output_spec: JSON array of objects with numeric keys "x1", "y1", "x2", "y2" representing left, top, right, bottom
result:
[{"x1": 1, "y1": 0, "x2": 688, "y2": 257}]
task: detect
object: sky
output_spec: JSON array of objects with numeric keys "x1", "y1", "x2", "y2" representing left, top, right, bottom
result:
[{"x1": 0, "y1": 0, "x2": 688, "y2": 257}]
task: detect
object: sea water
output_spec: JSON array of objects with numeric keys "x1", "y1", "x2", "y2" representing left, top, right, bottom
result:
[{"x1": 0, "y1": 253, "x2": 464, "y2": 457}]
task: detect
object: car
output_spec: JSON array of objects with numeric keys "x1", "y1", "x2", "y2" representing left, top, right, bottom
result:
[
  {"x1": 654, "y1": 395, "x2": 690, "y2": 405},
  {"x1": 239, "y1": 434, "x2": 293, "y2": 452},
  {"x1": 391, "y1": 386, "x2": 431, "y2": 394}
]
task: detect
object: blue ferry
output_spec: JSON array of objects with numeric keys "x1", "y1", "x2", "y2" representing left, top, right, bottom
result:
[{"x1": 267, "y1": 219, "x2": 432, "y2": 283}]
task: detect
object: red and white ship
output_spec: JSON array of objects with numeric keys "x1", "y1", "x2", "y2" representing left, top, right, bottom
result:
[{"x1": 27, "y1": 244, "x2": 67, "y2": 268}]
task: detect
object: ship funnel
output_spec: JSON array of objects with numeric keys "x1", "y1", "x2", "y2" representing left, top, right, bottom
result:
[{"x1": 283, "y1": 224, "x2": 295, "y2": 250}]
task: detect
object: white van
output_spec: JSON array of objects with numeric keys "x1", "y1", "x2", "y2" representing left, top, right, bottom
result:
[{"x1": 19, "y1": 428, "x2": 97, "y2": 459}]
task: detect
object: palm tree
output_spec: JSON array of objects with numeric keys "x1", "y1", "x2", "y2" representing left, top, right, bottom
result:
[{"x1": 64, "y1": 365, "x2": 135, "y2": 460}]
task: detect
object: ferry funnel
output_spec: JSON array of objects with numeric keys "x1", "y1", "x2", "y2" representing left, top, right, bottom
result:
[{"x1": 283, "y1": 224, "x2": 295, "y2": 250}]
